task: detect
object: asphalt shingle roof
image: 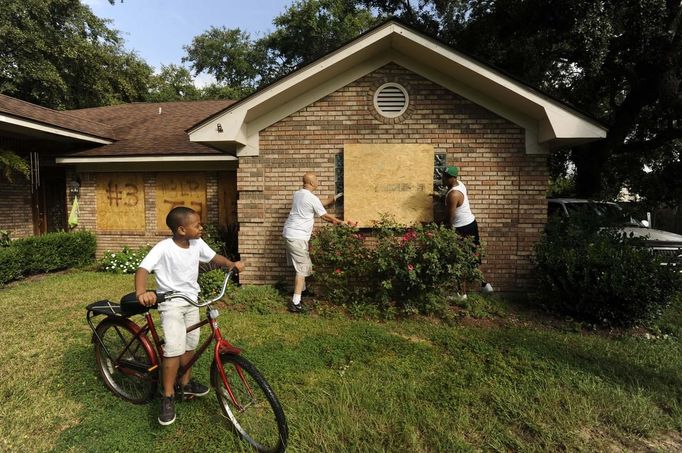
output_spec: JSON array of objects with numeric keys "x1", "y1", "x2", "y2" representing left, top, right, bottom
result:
[
  {"x1": 0, "y1": 94, "x2": 116, "y2": 140},
  {"x1": 64, "y1": 99, "x2": 235, "y2": 156}
]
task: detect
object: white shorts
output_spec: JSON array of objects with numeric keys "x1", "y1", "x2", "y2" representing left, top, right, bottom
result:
[
  {"x1": 158, "y1": 303, "x2": 200, "y2": 357},
  {"x1": 284, "y1": 238, "x2": 312, "y2": 277}
]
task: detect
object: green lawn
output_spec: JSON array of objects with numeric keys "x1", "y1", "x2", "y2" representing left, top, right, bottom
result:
[{"x1": 1, "y1": 271, "x2": 682, "y2": 452}]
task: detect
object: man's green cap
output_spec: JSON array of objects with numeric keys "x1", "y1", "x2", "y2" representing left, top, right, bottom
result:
[{"x1": 444, "y1": 166, "x2": 459, "y2": 177}]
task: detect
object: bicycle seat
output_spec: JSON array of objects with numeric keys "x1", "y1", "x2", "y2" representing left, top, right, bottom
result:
[{"x1": 120, "y1": 292, "x2": 158, "y2": 315}]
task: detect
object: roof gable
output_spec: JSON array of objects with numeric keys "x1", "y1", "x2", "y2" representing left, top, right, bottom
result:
[{"x1": 188, "y1": 21, "x2": 606, "y2": 156}]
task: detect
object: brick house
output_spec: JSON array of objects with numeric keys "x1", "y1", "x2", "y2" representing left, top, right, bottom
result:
[
  {"x1": 0, "y1": 20, "x2": 606, "y2": 291},
  {"x1": 186, "y1": 21, "x2": 606, "y2": 291}
]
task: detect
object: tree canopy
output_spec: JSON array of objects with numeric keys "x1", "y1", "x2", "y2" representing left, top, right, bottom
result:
[{"x1": 0, "y1": 0, "x2": 153, "y2": 110}]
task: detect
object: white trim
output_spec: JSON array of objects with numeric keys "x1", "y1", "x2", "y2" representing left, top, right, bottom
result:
[
  {"x1": 56, "y1": 155, "x2": 237, "y2": 164},
  {"x1": 0, "y1": 114, "x2": 113, "y2": 144}
]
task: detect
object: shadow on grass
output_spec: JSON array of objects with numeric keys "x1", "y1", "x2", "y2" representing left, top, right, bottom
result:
[{"x1": 481, "y1": 327, "x2": 682, "y2": 406}]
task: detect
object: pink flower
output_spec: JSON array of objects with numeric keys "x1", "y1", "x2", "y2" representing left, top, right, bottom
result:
[
  {"x1": 401, "y1": 230, "x2": 417, "y2": 244},
  {"x1": 407, "y1": 264, "x2": 414, "y2": 272},
  {"x1": 335, "y1": 268, "x2": 342, "y2": 274}
]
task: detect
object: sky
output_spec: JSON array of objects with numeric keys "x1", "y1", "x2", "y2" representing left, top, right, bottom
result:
[{"x1": 83, "y1": 0, "x2": 294, "y2": 85}]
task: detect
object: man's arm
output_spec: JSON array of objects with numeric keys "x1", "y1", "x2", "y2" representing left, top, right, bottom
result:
[
  {"x1": 445, "y1": 190, "x2": 464, "y2": 228},
  {"x1": 322, "y1": 192, "x2": 343, "y2": 208},
  {"x1": 135, "y1": 268, "x2": 157, "y2": 306},
  {"x1": 210, "y1": 254, "x2": 246, "y2": 273}
]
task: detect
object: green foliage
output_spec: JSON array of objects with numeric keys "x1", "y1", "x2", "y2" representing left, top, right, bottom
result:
[
  {"x1": 198, "y1": 267, "x2": 228, "y2": 300},
  {"x1": 310, "y1": 218, "x2": 483, "y2": 316},
  {"x1": 0, "y1": 0, "x2": 153, "y2": 109},
  {"x1": 0, "y1": 246, "x2": 24, "y2": 284},
  {"x1": 99, "y1": 245, "x2": 151, "y2": 274},
  {"x1": 0, "y1": 149, "x2": 30, "y2": 182},
  {"x1": 534, "y1": 214, "x2": 682, "y2": 326},
  {"x1": 0, "y1": 230, "x2": 10, "y2": 247},
  {"x1": 146, "y1": 64, "x2": 201, "y2": 102},
  {"x1": 182, "y1": 0, "x2": 378, "y2": 90},
  {"x1": 0, "y1": 231, "x2": 96, "y2": 284}
]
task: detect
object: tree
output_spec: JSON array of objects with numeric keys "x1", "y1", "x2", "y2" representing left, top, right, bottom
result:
[
  {"x1": 147, "y1": 64, "x2": 201, "y2": 102},
  {"x1": 182, "y1": 0, "x2": 378, "y2": 91},
  {"x1": 0, "y1": 0, "x2": 153, "y2": 109},
  {"x1": 183, "y1": 27, "x2": 266, "y2": 97},
  {"x1": 0, "y1": 148, "x2": 29, "y2": 182},
  {"x1": 360, "y1": 0, "x2": 682, "y2": 204}
]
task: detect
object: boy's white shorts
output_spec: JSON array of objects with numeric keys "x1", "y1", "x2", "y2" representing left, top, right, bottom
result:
[{"x1": 158, "y1": 303, "x2": 200, "y2": 357}]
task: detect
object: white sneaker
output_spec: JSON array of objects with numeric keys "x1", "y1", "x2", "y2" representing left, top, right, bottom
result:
[{"x1": 481, "y1": 282, "x2": 494, "y2": 294}]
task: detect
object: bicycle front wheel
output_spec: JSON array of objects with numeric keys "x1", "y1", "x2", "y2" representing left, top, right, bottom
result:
[
  {"x1": 211, "y1": 353, "x2": 288, "y2": 453},
  {"x1": 94, "y1": 319, "x2": 158, "y2": 404}
]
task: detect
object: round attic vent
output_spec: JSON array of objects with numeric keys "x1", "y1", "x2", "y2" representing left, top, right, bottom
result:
[{"x1": 373, "y1": 83, "x2": 409, "y2": 118}]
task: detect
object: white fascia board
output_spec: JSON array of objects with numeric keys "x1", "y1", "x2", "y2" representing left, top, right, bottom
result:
[
  {"x1": 540, "y1": 105, "x2": 607, "y2": 142},
  {"x1": 56, "y1": 155, "x2": 237, "y2": 164},
  {"x1": 0, "y1": 114, "x2": 112, "y2": 144}
]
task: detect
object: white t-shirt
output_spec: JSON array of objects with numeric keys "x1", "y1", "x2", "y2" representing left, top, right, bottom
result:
[
  {"x1": 139, "y1": 238, "x2": 216, "y2": 305},
  {"x1": 446, "y1": 182, "x2": 476, "y2": 228},
  {"x1": 282, "y1": 188, "x2": 327, "y2": 241}
]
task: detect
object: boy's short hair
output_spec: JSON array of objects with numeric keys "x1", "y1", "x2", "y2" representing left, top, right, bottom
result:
[{"x1": 166, "y1": 206, "x2": 196, "y2": 232}]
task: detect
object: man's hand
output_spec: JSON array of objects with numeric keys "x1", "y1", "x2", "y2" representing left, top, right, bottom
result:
[
  {"x1": 345, "y1": 219, "x2": 358, "y2": 227},
  {"x1": 137, "y1": 291, "x2": 157, "y2": 307}
]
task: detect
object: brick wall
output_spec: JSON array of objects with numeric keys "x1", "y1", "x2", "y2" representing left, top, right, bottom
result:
[
  {"x1": 0, "y1": 175, "x2": 33, "y2": 239},
  {"x1": 237, "y1": 63, "x2": 549, "y2": 292}
]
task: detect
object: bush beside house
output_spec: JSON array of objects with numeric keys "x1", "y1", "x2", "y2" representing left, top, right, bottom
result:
[
  {"x1": 310, "y1": 220, "x2": 483, "y2": 316},
  {"x1": 0, "y1": 231, "x2": 96, "y2": 284},
  {"x1": 534, "y1": 215, "x2": 682, "y2": 326}
]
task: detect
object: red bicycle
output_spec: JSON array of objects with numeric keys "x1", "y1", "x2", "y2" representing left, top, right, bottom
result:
[{"x1": 86, "y1": 270, "x2": 288, "y2": 453}]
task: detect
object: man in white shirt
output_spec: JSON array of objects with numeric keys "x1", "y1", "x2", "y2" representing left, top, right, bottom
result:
[{"x1": 283, "y1": 172, "x2": 349, "y2": 312}]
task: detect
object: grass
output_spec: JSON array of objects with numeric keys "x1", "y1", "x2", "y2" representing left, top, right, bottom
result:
[{"x1": 1, "y1": 271, "x2": 682, "y2": 452}]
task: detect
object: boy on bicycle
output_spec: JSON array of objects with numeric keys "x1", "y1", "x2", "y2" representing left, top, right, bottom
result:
[{"x1": 135, "y1": 206, "x2": 244, "y2": 426}]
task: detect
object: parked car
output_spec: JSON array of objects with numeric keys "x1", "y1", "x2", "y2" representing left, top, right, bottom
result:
[{"x1": 548, "y1": 198, "x2": 682, "y2": 271}]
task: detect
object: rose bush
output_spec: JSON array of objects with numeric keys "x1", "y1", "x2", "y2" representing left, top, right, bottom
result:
[{"x1": 311, "y1": 217, "x2": 483, "y2": 315}]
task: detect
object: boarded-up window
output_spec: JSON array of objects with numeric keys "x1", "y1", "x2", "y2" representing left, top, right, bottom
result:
[
  {"x1": 96, "y1": 173, "x2": 146, "y2": 231},
  {"x1": 344, "y1": 144, "x2": 434, "y2": 227},
  {"x1": 156, "y1": 172, "x2": 207, "y2": 231}
]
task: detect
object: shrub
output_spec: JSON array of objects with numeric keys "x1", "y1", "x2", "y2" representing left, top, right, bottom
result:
[
  {"x1": 534, "y1": 215, "x2": 682, "y2": 326},
  {"x1": 13, "y1": 231, "x2": 96, "y2": 274},
  {"x1": 0, "y1": 230, "x2": 10, "y2": 247},
  {"x1": 310, "y1": 217, "x2": 483, "y2": 315},
  {"x1": 99, "y1": 245, "x2": 151, "y2": 274},
  {"x1": 0, "y1": 231, "x2": 96, "y2": 284},
  {"x1": 0, "y1": 246, "x2": 24, "y2": 284},
  {"x1": 198, "y1": 267, "x2": 228, "y2": 299}
]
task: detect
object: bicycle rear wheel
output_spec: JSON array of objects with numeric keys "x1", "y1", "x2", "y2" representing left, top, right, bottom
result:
[
  {"x1": 211, "y1": 353, "x2": 288, "y2": 453},
  {"x1": 94, "y1": 319, "x2": 158, "y2": 404}
]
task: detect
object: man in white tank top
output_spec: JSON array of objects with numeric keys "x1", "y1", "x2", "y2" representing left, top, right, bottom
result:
[{"x1": 442, "y1": 166, "x2": 494, "y2": 295}]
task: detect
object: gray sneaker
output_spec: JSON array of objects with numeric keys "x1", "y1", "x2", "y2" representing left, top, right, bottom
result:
[
  {"x1": 481, "y1": 282, "x2": 494, "y2": 294},
  {"x1": 182, "y1": 379, "x2": 209, "y2": 397},
  {"x1": 158, "y1": 396, "x2": 176, "y2": 426}
]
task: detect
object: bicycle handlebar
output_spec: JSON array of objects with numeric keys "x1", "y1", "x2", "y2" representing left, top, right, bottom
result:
[{"x1": 156, "y1": 269, "x2": 235, "y2": 308}]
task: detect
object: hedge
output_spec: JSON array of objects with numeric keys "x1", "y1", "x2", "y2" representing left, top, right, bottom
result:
[{"x1": 0, "y1": 231, "x2": 96, "y2": 285}]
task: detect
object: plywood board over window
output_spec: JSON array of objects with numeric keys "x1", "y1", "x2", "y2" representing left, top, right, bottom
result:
[
  {"x1": 96, "y1": 173, "x2": 146, "y2": 231},
  {"x1": 156, "y1": 172, "x2": 207, "y2": 231},
  {"x1": 344, "y1": 144, "x2": 434, "y2": 227}
]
